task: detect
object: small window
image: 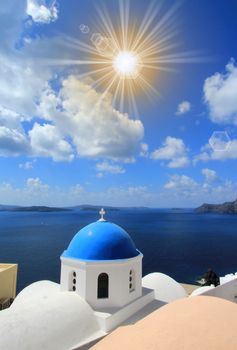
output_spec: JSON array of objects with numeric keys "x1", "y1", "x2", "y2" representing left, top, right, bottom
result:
[
  {"x1": 97, "y1": 273, "x2": 109, "y2": 299},
  {"x1": 129, "y1": 269, "x2": 135, "y2": 293},
  {"x1": 70, "y1": 271, "x2": 77, "y2": 292}
]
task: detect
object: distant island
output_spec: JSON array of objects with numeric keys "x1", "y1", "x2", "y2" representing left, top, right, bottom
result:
[
  {"x1": 0, "y1": 205, "x2": 71, "y2": 212},
  {"x1": 195, "y1": 199, "x2": 237, "y2": 214},
  {"x1": 71, "y1": 205, "x2": 120, "y2": 211},
  {"x1": 0, "y1": 204, "x2": 148, "y2": 212}
]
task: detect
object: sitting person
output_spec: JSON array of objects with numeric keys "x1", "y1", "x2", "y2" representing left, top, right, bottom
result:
[{"x1": 203, "y1": 268, "x2": 220, "y2": 287}]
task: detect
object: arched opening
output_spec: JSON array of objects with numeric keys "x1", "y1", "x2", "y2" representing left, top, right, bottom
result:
[{"x1": 97, "y1": 273, "x2": 109, "y2": 299}]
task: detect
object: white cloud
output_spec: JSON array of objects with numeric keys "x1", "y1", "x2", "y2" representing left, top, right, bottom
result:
[
  {"x1": 0, "y1": 1, "x2": 26, "y2": 51},
  {"x1": 96, "y1": 161, "x2": 125, "y2": 175},
  {"x1": 140, "y1": 143, "x2": 149, "y2": 157},
  {"x1": 0, "y1": 4, "x2": 143, "y2": 163},
  {"x1": 0, "y1": 54, "x2": 51, "y2": 119},
  {"x1": 204, "y1": 59, "x2": 237, "y2": 125},
  {"x1": 19, "y1": 161, "x2": 34, "y2": 170},
  {"x1": 38, "y1": 76, "x2": 144, "y2": 161},
  {"x1": 0, "y1": 1, "x2": 51, "y2": 118},
  {"x1": 29, "y1": 123, "x2": 74, "y2": 161},
  {"x1": 176, "y1": 101, "x2": 191, "y2": 115},
  {"x1": 194, "y1": 139, "x2": 237, "y2": 163},
  {"x1": 0, "y1": 66, "x2": 143, "y2": 161},
  {"x1": 201, "y1": 168, "x2": 217, "y2": 182},
  {"x1": 164, "y1": 175, "x2": 198, "y2": 191},
  {"x1": 26, "y1": 177, "x2": 49, "y2": 192},
  {"x1": 0, "y1": 176, "x2": 236, "y2": 208},
  {"x1": 164, "y1": 174, "x2": 237, "y2": 206},
  {"x1": 150, "y1": 136, "x2": 189, "y2": 168},
  {"x1": 0, "y1": 127, "x2": 29, "y2": 156},
  {"x1": 26, "y1": 0, "x2": 58, "y2": 24},
  {"x1": 0, "y1": 179, "x2": 152, "y2": 207}
]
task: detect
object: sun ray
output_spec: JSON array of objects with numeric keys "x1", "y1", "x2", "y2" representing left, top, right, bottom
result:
[
  {"x1": 44, "y1": 0, "x2": 206, "y2": 116},
  {"x1": 90, "y1": 69, "x2": 116, "y2": 91},
  {"x1": 137, "y1": 74, "x2": 161, "y2": 99},
  {"x1": 112, "y1": 77, "x2": 123, "y2": 107},
  {"x1": 78, "y1": 66, "x2": 112, "y2": 80},
  {"x1": 131, "y1": 1, "x2": 162, "y2": 52}
]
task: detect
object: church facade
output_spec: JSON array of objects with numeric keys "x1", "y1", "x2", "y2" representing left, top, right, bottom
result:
[{"x1": 60, "y1": 210, "x2": 143, "y2": 309}]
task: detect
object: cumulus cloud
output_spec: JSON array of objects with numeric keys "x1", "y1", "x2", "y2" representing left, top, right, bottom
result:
[
  {"x1": 164, "y1": 173, "x2": 237, "y2": 205},
  {"x1": 204, "y1": 59, "x2": 237, "y2": 125},
  {"x1": 26, "y1": 177, "x2": 49, "y2": 192},
  {"x1": 150, "y1": 136, "x2": 189, "y2": 168},
  {"x1": 0, "y1": 1, "x2": 53, "y2": 136},
  {"x1": 29, "y1": 123, "x2": 74, "y2": 161},
  {"x1": 201, "y1": 168, "x2": 218, "y2": 182},
  {"x1": 164, "y1": 175, "x2": 198, "y2": 191},
  {"x1": 176, "y1": 101, "x2": 191, "y2": 115},
  {"x1": 0, "y1": 64, "x2": 143, "y2": 162},
  {"x1": 26, "y1": 0, "x2": 58, "y2": 24},
  {"x1": 194, "y1": 139, "x2": 237, "y2": 163},
  {"x1": 38, "y1": 76, "x2": 144, "y2": 161},
  {"x1": 96, "y1": 161, "x2": 125, "y2": 175},
  {"x1": 0, "y1": 4, "x2": 144, "y2": 163}
]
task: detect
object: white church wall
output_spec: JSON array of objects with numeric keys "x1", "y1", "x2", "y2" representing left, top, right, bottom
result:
[
  {"x1": 60, "y1": 257, "x2": 87, "y2": 297},
  {"x1": 60, "y1": 254, "x2": 143, "y2": 309},
  {"x1": 83, "y1": 254, "x2": 143, "y2": 309}
]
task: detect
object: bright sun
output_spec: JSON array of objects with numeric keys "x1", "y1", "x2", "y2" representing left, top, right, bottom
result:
[
  {"x1": 51, "y1": 1, "x2": 202, "y2": 115},
  {"x1": 113, "y1": 51, "x2": 141, "y2": 79}
]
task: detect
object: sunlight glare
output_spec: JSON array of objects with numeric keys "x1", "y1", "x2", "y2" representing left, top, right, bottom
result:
[{"x1": 113, "y1": 51, "x2": 141, "y2": 78}]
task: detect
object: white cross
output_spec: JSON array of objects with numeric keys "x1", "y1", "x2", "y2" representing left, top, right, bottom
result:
[{"x1": 99, "y1": 208, "x2": 106, "y2": 221}]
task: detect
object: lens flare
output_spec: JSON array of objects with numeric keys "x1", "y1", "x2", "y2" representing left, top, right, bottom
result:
[{"x1": 45, "y1": 1, "x2": 205, "y2": 115}]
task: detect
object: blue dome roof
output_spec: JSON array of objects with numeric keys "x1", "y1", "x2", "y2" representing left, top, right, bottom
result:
[{"x1": 62, "y1": 220, "x2": 140, "y2": 261}]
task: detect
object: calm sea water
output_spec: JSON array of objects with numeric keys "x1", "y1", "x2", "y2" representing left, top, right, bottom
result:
[{"x1": 0, "y1": 209, "x2": 237, "y2": 292}]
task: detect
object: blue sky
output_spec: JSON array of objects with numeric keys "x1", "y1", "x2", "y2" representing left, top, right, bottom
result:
[{"x1": 0, "y1": 0, "x2": 237, "y2": 207}]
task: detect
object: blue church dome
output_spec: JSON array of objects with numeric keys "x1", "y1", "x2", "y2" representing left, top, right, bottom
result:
[{"x1": 62, "y1": 220, "x2": 140, "y2": 261}]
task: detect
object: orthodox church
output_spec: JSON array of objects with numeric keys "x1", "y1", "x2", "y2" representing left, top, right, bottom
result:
[{"x1": 3, "y1": 209, "x2": 235, "y2": 350}]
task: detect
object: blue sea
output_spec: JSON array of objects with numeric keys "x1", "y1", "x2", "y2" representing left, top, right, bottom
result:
[{"x1": 0, "y1": 208, "x2": 237, "y2": 293}]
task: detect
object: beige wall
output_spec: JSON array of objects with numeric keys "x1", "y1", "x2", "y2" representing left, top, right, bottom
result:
[{"x1": 0, "y1": 264, "x2": 18, "y2": 299}]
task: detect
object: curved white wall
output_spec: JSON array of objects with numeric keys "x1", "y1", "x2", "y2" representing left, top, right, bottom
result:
[
  {"x1": 0, "y1": 281, "x2": 104, "y2": 350},
  {"x1": 142, "y1": 272, "x2": 187, "y2": 303}
]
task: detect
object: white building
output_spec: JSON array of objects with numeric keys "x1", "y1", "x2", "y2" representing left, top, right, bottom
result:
[
  {"x1": 1, "y1": 209, "x2": 236, "y2": 350},
  {"x1": 60, "y1": 211, "x2": 143, "y2": 309}
]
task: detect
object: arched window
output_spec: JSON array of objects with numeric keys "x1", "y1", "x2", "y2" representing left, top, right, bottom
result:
[
  {"x1": 129, "y1": 269, "x2": 135, "y2": 293},
  {"x1": 97, "y1": 273, "x2": 109, "y2": 299}
]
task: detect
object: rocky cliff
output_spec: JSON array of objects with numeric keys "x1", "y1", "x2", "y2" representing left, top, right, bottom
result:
[{"x1": 195, "y1": 199, "x2": 237, "y2": 214}]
